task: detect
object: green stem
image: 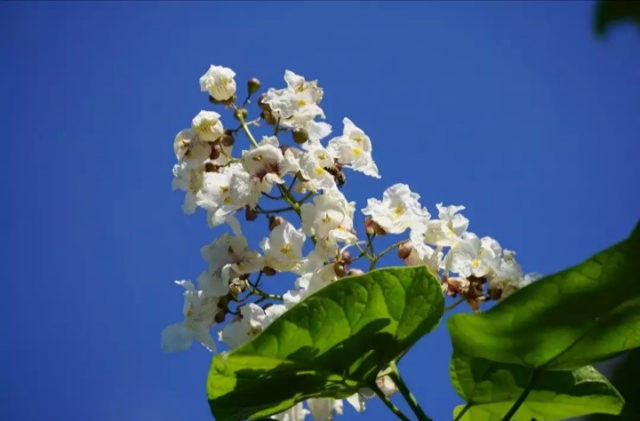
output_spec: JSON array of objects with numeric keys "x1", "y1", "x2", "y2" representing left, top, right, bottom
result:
[
  {"x1": 445, "y1": 297, "x2": 466, "y2": 312},
  {"x1": 390, "y1": 362, "x2": 432, "y2": 421},
  {"x1": 501, "y1": 368, "x2": 538, "y2": 421},
  {"x1": 237, "y1": 112, "x2": 259, "y2": 147},
  {"x1": 372, "y1": 383, "x2": 411, "y2": 421},
  {"x1": 454, "y1": 403, "x2": 471, "y2": 421}
]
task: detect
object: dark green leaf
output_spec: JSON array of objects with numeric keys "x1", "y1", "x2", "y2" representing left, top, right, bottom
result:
[
  {"x1": 208, "y1": 266, "x2": 444, "y2": 421},
  {"x1": 594, "y1": 0, "x2": 640, "y2": 36},
  {"x1": 450, "y1": 352, "x2": 624, "y2": 421},
  {"x1": 448, "y1": 224, "x2": 640, "y2": 370}
]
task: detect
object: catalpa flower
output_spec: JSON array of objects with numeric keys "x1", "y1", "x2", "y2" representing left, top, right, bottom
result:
[
  {"x1": 220, "y1": 303, "x2": 287, "y2": 349},
  {"x1": 191, "y1": 110, "x2": 224, "y2": 142},
  {"x1": 262, "y1": 70, "x2": 331, "y2": 141},
  {"x1": 362, "y1": 183, "x2": 430, "y2": 234},
  {"x1": 161, "y1": 280, "x2": 218, "y2": 352},
  {"x1": 328, "y1": 118, "x2": 379, "y2": 178},
  {"x1": 199, "y1": 65, "x2": 236, "y2": 101},
  {"x1": 423, "y1": 203, "x2": 469, "y2": 247},
  {"x1": 301, "y1": 189, "x2": 357, "y2": 258},
  {"x1": 260, "y1": 220, "x2": 306, "y2": 273}
]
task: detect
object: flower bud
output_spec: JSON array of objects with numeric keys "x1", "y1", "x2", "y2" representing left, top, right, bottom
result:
[
  {"x1": 261, "y1": 109, "x2": 277, "y2": 125},
  {"x1": 245, "y1": 206, "x2": 258, "y2": 221},
  {"x1": 292, "y1": 128, "x2": 309, "y2": 144},
  {"x1": 247, "y1": 78, "x2": 261, "y2": 95},
  {"x1": 488, "y1": 286, "x2": 503, "y2": 300},
  {"x1": 205, "y1": 163, "x2": 220, "y2": 172},
  {"x1": 262, "y1": 266, "x2": 277, "y2": 276},
  {"x1": 220, "y1": 130, "x2": 235, "y2": 147},
  {"x1": 340, "y1": 250, "x2": 352, "y2": 265},
  {"x1": 333, "y1": 262, "x2": 346, "y2": 278},
  {"x1": 365, "y1": 216, "x2": 387, "y2": 235},
  {"x1": 217, "y1": 296, "x2": 230, "y2": 310},
  {"x1": 269, "y1": 216, "x2": 285, "y2": 231},
  {"x1": 398, "y1": 241, "x2": 414, "y2": 260},
  {"x1": 234, "y1": 108, "x2": 248, "y2": 121},
  {"x1": 214, "y1": 310, "x2": 226, "y2": 324},
  {"x1": 209, "y1": 143, "x2": 221, "y2": 160}
]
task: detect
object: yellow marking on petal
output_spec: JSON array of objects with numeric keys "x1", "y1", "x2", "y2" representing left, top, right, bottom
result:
[
  {"x1": 471, "y1": 259, "x2": 480, "y2": 267},
  {"x1": 393, "y1": 206, "x2": 405, "y2": 220},
  {"x1": 297, "y1": 99, "x2": 307, "y2": 107},
  {"x1": 314, "y1": 167, "x2": 325, "y2": 176},
  {"x1": 353, "y1": 136, "x2": 365, "y2": 143},
  {"x1": 352, "y1": 148, "x2": 362, "y2": 157},
  {"x1": 322, "y1": 213, "x2": 331, "y2": 223},
  {"x1": 220, "y1": 186, "x2": 229, "y2": 193},
  {"x1": 224, "y1": 196, "x2": 232, "y2": 205},
  {"x1": 280, "y1": 244, "x2": 292, "y2": 255}
]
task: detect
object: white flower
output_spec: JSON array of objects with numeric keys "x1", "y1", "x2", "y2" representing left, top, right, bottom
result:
[
  {"x1": 327, "y1": 118, "x2": 379, "y2": 178},
  {"x1": 196, "y1": 163, "x2": 256, "y2": 226},
  {"x1": 262, "y1": 70, "x2": 331, "y2": 141},
  {"x1": 271, "y1": 402, "x2": 309, "y2": 421},
  {"x1": 242, "y1": 136, "x2": 292, "y2": 189},
  {"x1": 173, "y1": 129, "x2": 210, "y2": 166},
  {"x1": 307, "y1": 398, "x2": 343, "y2": 421},
  {"x1": 171, "y1": 162, "x2": 204, "y2": 214},
  {"x1": 199, "y1": 65, "x2": 236, "y2": 101},
  {"x1": 403, "y1": 237, "x2": 443, "y2": 274},
  {"x1": 423, "y1": 203, "x2": 469, "y2": 247},
  {"x1": 197, "y1": 233, "x2": 262, "y2": 297},
  {"x1": 446, "y1": 233, "x2": 501, "y2": 278},
  {"x1": 293, "y1": 142, "x2": 339, "y2": 193},
  {"x1": 301, "y1": 189, "x2": 357, "y2": 258},
  {"x1": 161, "y1": 280, "x2": 218, "y2": 352},
  {"x1": 260, "y1": 221, "x2": 306, "y2": 273},
  {"x1": 220, "y1": 303, "x2": 287, "y2": 349},
  {"x1": 192, "y1": 110, "x2": 224, "y2": 142},
  {"x1": 362, "y1": 184, "x2": 430, "y2": 234}
]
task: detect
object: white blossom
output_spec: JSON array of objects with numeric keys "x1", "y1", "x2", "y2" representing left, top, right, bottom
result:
[
  {"x1": 260, "y1": 221, "x2": 306, "y2": 273},
  {"x1": 423, "y1": 203, "x2": 469, "y2": 247},
  {"x1": 262, "y1": 70, "x2": 331, "y2": 141},
  {"x1": 220, "y1": 303, "x2": 287, "y2": 349},
  {"x1": 199, "y1": 65, "x2": 236, "y2": 101},
  {"x1": 362, "y1": 183, "x2": 429, "y2": 234},
  {"x1": 327, "y1": 118, "x2": 379, "y2": 178},
  {"x1": 446, "y1": 233, "x2": 501, "y2": 278},
  {"x1": 192, "y1": 110, "x2": 224, "y2": 142},
  {"x1": 307, "y1": 398, "x2": 343, "y2": 421},
  {"x1": 161, "y1": 280, "x2": 217, "y2": 352},
  {"x1": 293, "y1": 142, "x2": 339, "y2": 193},
  {"x1": 301, "y1": 189, "x2": 357, "y2": 259},
  {"x1": 271, "y1": 402, "x2": 309, "y2": 421}
]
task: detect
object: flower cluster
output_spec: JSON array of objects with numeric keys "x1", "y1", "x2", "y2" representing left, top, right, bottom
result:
[{"x1": 163, "y1": 65, "x2": 538, "y2": 420}]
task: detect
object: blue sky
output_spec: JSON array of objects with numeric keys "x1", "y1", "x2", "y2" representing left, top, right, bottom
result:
[{"x1": 2, "y1": 2, "x2": 639, "y2": 420}]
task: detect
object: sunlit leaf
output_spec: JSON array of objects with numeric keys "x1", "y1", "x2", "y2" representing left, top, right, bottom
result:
[
  {"x1": 450, "y1": 352, "x2": 624, "y2": 421},
  {"x1": 207, "y1": 266, "x2": 444, "y2": 421},
  {"x1": 448, "y1": 224, "x2": 640, "y2": 370}
]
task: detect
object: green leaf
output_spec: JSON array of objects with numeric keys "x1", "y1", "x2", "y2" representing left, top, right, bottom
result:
[
  {"x1": 594, "y1": 0, "x2": 640, "y2": 36},
  {"x1": 448, "y1": 224, "x2": 640, "y2": 370},
  {"x1": 450, "y1": 352, "x2": 624, "y2": 421},
  {"x1": 207, "y1": 266, "x2": 444, "y2": 421}
]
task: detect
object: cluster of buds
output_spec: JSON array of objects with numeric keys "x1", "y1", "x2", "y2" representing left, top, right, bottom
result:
[{"x1": 163, "y1": 64, "x2": 538, "y2": 420}]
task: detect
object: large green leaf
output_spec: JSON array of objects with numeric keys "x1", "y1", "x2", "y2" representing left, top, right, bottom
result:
[
  {"x1": 448, "y1": 224, "x2": 640, "y2": 370},
  {"x1": 207, "y1": 266, "x2": 444, "y2": 421},
  {"x1": 450, "y1": 352, "x2": 624, "y2": 421}
]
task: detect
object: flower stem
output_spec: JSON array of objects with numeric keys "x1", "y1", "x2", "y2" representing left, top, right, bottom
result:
[
  {"x1": 390, "y1": 362, "x2": 432, "y2": 421},
  {"x1": 501, "y1": 368, "x2": 539, "y2": 420},
  {"x1": 372, "y1": 382, "x2": 412, "y2": 421}
]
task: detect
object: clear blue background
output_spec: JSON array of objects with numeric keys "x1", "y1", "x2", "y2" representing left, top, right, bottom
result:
[{"x1": 2, "y1": 2, "x2": 639, "y2": 420}]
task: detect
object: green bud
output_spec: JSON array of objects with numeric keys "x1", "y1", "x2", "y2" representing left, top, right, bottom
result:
[
  {"x1": 233, "y1": 108, "x2": 248, "y2": 121},
  {"x1": 247, "y1": 78, "x2": 261, "y2": 95},
  {"x1": 292, "y1": 128, "x2": 308, "y2": 144}
]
